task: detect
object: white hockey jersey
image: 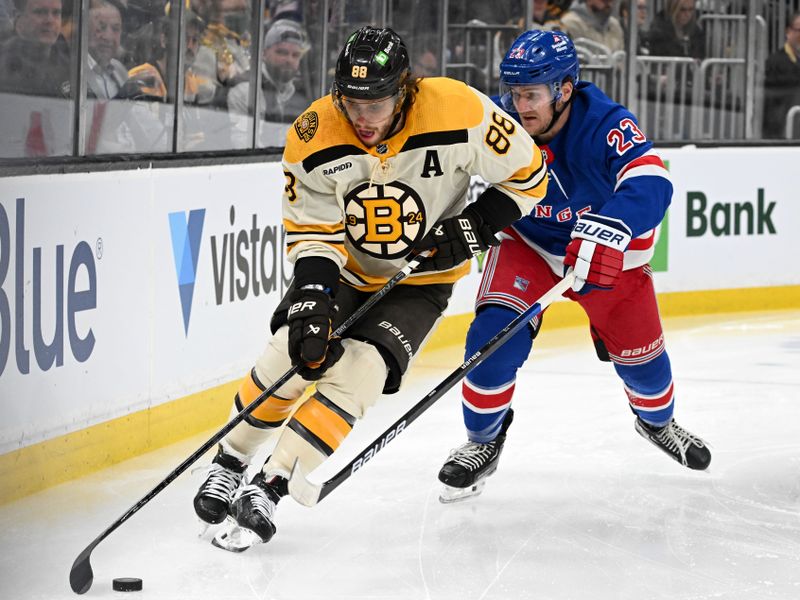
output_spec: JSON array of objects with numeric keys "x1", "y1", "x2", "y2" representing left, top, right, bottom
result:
[{"x1": 281, "y1": 77, "x2": 548, "y2": 290}]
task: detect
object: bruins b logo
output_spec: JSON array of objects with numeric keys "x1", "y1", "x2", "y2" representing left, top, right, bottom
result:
[{"x1": 344, "y1": 181, "x2": 426, "y2": 258}]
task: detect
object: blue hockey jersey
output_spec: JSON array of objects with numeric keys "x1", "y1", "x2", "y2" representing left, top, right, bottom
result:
[{"x1": 493, "y1": 81, "x2": 672, "y2": 272}]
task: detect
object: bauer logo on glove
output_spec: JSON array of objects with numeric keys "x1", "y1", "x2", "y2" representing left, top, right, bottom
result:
[
  {"x1": 413, "y1": 206, "x2": 499, "y2": 272},
  {"x1": 572, "y1": 219, "x2": 629, "y2": 249},
  {"x1": 288, "y1": 300, "x2": 319, "y2": 316},
  {"x1": 287, "y1": 287, "x2": 344, "y2": 380},
  {"x1": 564, "y1": 213, "x2": 632, "y2": 294}
]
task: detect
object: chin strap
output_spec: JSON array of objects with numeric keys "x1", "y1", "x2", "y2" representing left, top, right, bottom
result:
[
  {"x1": 536, "y1": 95, "x2": 573, "y2": 140},
  {"x1": 385, "y1": 110, "x2": 404, "y2": 138}
]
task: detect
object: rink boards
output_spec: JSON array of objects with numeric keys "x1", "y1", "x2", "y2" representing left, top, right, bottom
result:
[{"x1": 0, "y1": 146, "x2": 799, "y2": 503}]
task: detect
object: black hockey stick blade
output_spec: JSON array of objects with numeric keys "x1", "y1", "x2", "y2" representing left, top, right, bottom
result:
[
  {"x1": 68, "y1": 253, "x2": 429, "y2": 593},
  {"x1": 67, "y1": 360, "x2": 300, "y2": 594},
  {"x1": 69, "y1": 545, "x2": 94, "y2": 594},
  {"x1": 288, "y1": 272, "x2": 575, "y2": 507}
]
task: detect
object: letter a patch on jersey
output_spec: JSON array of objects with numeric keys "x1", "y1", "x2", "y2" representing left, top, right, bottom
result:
[
  {"x1": 295, "y1": 111, "x2": 319, "y2": 142},
  {"x1": 421, "y1": 149, "x2": 444, "y2": 178}
]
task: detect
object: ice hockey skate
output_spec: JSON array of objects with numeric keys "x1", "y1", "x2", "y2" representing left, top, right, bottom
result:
[
  {"x1": 438, "y1": 409, "x2": 513, "y2": 503},
  {"x1": 634, "y1": 417, "x2": 711, "y2": 470},
  {"x1": 193, "y1": 445, "x2": 247, "y2": 528},
  {"x1": 212, "y1": 471, "x2": 283, "y2": 552}
]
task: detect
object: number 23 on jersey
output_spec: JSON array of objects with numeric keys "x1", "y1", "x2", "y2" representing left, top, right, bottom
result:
[{"x1": 606, "y1": 118, "x2": 646, "y2": 156}]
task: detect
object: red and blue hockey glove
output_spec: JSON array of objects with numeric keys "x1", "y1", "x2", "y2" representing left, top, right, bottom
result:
[
  {"x1": 564, "y1": 213, "x2": 631, "y2": 294},
  {"x1": 413, "y1": 205, "x2": 500, "y2": 272},
  {"x1": 287, "y1": 285, "x2": 344, "y2": 380}
]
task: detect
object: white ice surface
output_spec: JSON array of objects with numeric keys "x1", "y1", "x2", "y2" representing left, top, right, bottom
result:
[{"x1": 1, "y1": 311, "x2": 799, "y2": 600}]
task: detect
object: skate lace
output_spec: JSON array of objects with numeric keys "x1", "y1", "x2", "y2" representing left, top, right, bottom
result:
[
  {"x1": 239, "y1": 484, "x2": 276, "y2": 520},
  {"x1": 656, "y1": 421, "x2": 705, "y2": 465},
  {"x1": 448, "y1": 441, "x2": 496, "y2": 471},
  {"x1": 201, "y1": 464, "x2": 244, "y2": 502}
]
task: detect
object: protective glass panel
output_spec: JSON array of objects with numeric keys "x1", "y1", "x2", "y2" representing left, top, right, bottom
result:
[
  {"x1": 255, "y1": 8, "x2": 312, "y2": 149},
  {"x1": 82, "y1": 0, "x2": 178, "y2": 154},
  {"x1": 0, "y1": 0, "x2": 77, "y2": 158},
  {"x1": 185, "y1": 0, "x2": 257, "y2": 151},
  {"x1": 314, "y1": 0, "x2": 388, "y2": 102},
  {"x1": 389, "y1": 0, "x2": 443, "y2": 79},
  {"x1": 445, "y1": 0, "x2": 523, "y2": 95}
]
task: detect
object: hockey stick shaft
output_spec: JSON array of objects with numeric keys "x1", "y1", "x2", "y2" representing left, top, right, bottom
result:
[
  {"x1": 288, "y1": 272, "x2": 575, "y2": 506},
  {"x1": 69, "y1": 253, "x2": 429, "y2": 594}
]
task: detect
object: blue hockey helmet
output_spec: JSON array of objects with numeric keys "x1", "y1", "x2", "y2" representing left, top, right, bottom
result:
[{"x1": 499, "y1": 30, "x2": 580, "y2": 112}]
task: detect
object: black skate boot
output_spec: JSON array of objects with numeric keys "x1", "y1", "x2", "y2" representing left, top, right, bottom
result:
[
  {"x1": 194, "y1": 445, "x2": 247, "y2": 525},
  {"x1": 635, "y1": 417, "x2": 711, "y2": 470},
  {"x1": 212, "y1": 471, "x2": 285, "y2": 552},
  {"x1": 438, "y1": 409, "x2": 514, "y2": 503}
]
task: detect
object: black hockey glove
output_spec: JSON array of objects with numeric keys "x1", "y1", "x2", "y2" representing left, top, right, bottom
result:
[
  {"x1": 413, "y1": 205, "x2": 500, "y2": 272},
  {"x1": 286, "y1": 286, "x2": 344, "y2": 381}
]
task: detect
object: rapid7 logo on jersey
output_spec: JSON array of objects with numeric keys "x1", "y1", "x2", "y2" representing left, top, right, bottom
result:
[{"x1": 344, "y1": 181, "x2": 426, "y2": 258}]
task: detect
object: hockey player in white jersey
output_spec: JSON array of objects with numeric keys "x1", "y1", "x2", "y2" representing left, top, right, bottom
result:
[{"x1": 193, "y1": 26, "x2": 548, "y2": 549}]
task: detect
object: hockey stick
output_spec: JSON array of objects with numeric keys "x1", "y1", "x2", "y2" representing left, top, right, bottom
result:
[
  {"x1": 68, "y1": 252, "x2": 430, "y2": 595},
  {"x1": 287, "y1": 271, "x2": 576, "y2": 507}
]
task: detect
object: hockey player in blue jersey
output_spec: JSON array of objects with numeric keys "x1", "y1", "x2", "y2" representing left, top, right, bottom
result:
[{"x1": 438, "y1": 30, "x2": 711, "y2": 503}]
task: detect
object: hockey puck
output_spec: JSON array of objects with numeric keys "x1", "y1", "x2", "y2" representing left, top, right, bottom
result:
[{"x1": 112, "y1": 578, "x2": 143, "y2": 592}]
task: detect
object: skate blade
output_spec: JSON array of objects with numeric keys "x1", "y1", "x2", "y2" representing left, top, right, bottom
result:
[
  {"x1": 197, "y1": 519, "x2": 214, "y2": 539},
  {"x1": 197, "y1": 517, "x2": 230, "y2": 540},
  {"x1": 439, "y1": 480, "x2": 486, "y2": 504},
  {"x1": 211, "y1": 519, "x2": 263, "y2": 553}
]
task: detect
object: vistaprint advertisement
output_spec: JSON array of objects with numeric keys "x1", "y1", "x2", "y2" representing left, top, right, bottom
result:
[{"x1": 0, "y1": 146, "x2": 798, "y2": 451}]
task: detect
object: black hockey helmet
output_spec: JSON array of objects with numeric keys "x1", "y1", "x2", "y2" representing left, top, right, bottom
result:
[{"x1": 332, "y1": 26, "x2": 410, "y2": 101}]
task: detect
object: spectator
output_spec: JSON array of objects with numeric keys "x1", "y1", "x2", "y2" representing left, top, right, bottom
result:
[
  {"x1": 545, "y1": 0, "x2": 572, "y2": 21},
  {"x1": 648, "y1": 0, "x2": 705, "y2": 59},
  {"x1": 119, "y1": 0, "x2": 165, "y2": 66},
  {"x1": 87, "y1": 0, "x2": 128, "y2": 99},
  {"x1": 493, "y1": 0, "x2": 563, "y2": 80},
  {"x1": 125, "y1": 12, "x2": 214, "y2": 104},
  {"x1": 534, "y1": 0, "x2": 566, "y2": 26},
  {"x1": 413, "y1": 48, "x2": 439, "y2": 77},
  {"x1": 193, "y1": 0, "x2": 251, "y2": 94},
  {"x1": 268, "y1": 0, "x2": 301, "y2": 22},
  {"x1": 227, "y1": 18, "x2": 309, "y2": 148},
  {"x1": 410, "y1": 34, "x2": 441, "y2": 78},
  {"x1": 0, "y1": 0, "x2": 70, "y2": 96},
  {"x1": 619, "y1": 0, "x2": 650, "y2": 53},
  {"x1": 763, "y1": 12, "x2": 800, "y2": 139},
  {"x1": 560, "y1": 0, "x2": 624, "y2": 52},
  {"x1": 0, "y1": 0, "x2": 14, "y2": 40}
]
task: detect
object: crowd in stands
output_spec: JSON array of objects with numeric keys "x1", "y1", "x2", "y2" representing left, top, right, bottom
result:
[
  {"x1": 0, "y1": 0, "x2": 311, "y2": 154},
  {"x1": 1, "y1": 0, "x2": 799, "y2": 158}
]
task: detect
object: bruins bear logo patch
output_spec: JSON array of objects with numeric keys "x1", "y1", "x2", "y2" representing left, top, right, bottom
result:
[
  {"x1": 295, "y1": 111, "x2": 319, "y2": 142},
  {"x1": 344, "y1": 181, "x2": 426, "y2": 259}
]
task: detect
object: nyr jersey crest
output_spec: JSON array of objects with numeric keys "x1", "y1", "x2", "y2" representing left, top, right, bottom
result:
[{"x1": 344, "y1": 181, "x2": 426, "y2": 258}]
